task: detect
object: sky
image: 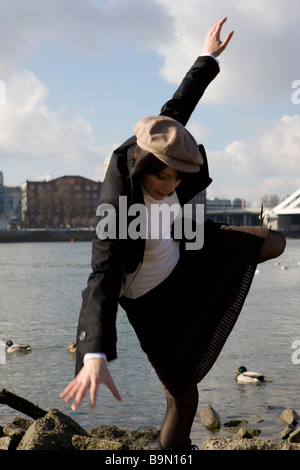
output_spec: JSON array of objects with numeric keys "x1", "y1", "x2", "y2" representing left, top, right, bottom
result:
[{"x1": 0, "y1": 0, "x2": 299, "y2": 205}]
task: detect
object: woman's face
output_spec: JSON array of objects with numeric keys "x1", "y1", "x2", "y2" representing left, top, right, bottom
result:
[{"x1": 141, "y1": 166, "x2": 182, "y2": 200}]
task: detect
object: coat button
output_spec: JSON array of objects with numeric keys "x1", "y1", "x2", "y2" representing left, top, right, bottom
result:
[{"x1": 79, "y1": 331, "x2": 86, "y2": 341}]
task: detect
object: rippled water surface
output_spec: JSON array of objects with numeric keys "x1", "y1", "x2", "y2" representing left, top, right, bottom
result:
[{"x1": 0, "y1": 238, "x2": 299, "y2": 447}]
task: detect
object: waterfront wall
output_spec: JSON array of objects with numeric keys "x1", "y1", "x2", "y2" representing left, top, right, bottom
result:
[
  {"x1": 0, "y1": 228, "x2": 299, "y2": 243},
  {"x1": 0, "y1": 229, "x2": 95, "y2": 243}
]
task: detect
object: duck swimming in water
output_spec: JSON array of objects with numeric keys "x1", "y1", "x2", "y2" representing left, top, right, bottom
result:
[
  {"x1": 234, "y1": 366, "x2": 264, "y2": 384},
  {"x1": 68, "y1": 342, "x2": 76, "y2": 353},
  {"x1": 6, "y1": 340, "x2": 31, "y2": 353}
]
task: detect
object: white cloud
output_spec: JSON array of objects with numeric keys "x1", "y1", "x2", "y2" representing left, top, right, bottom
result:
[
  {"x1": 0, "y1": 70, "x2": 114, "y2": 184},
  {"x1": 156, "y1": 0, "x2": 300, "y2": 104},
  {"x1": 206, "y1": 114, "x2": 300, "y2": 203},
  {"x1": 186, "y1": 121, "x2": 212, "y2": 142}
]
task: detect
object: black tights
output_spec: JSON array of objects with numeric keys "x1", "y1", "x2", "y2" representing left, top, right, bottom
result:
[{"x1": 159, "y1": 384, "x2": 199, "y2": 449}]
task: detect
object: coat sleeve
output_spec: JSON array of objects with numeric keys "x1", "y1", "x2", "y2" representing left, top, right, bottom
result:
[
  {"x1": 160, "y1": 55, "x2": 219, "y2": 126},
  {"x1": 75, "y1": 150, "x2": 129, "y2": 374},
  {"x1": 75, "y1": 232, "x2": 126, "y2": 374}
]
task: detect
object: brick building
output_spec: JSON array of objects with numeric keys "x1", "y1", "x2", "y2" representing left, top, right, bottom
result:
[{"x1": 21, "y1": 175, "x2": 101, "y2": 228}]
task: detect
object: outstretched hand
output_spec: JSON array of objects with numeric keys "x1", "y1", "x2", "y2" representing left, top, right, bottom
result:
[
  {"x1": 202, "y1": 17, "x2": 234, "y2": 58},
  {"x1": 60, "y1": 358, "x2": 121, "y2": 411}
]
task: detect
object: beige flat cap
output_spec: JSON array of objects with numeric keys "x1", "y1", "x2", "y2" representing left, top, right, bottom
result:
[{"x1": 134, "y1": 115, "x2": 203, "y2": 173}]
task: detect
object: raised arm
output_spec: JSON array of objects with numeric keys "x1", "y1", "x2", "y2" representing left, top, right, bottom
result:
[{"x1": 160, "y1": 17, "x2": 233, "y2": 126}]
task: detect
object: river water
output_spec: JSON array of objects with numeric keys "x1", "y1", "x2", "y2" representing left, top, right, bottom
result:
[{"x1": 0, "y1": 238, "x2": 299, "y2": 447}]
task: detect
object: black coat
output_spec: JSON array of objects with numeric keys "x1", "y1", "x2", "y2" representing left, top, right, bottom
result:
[{"x1": 75, "y1": 55, "x2": 219, "y2": 374}]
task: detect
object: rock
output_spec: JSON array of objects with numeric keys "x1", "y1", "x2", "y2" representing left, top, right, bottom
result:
[
  {"x1": 202, "y1": 437, "x2": 300, "y2": 450},
  {"x1": 1, "y1": 410, "x2": 160, "y2": 451},
  {"x1": 3, "y1": 423, "x2": 26, "y2": 439},
  {"x1": 280, "y1": 408, "x2": 299, "y2": 426},
  {"x1": 17, "y1": 409, "x2": 88, "y2": 450},
  {"x1": 245, "y1": 428, "x2": 261, "y2": 437},
  {"x1": 288, "y1": 427, "x2": 300, "y2": 443},
  {"x1": 233, "y1": 428, "x2": 253, "y2": 439},
  {"x1": 78, "y1": 425, "x2": 160, "y2": 450},
  {"x1": 72, "y1": 435, "x2": 130, "y2": 450},
  {"x1": 12, "y1": 416, "x2": 33, "y2": 430},
  {"x1": 0, "y1": 436, "x2": 13, "y2": 451},
  {"x1": 280, "y1": 424, "x2": 295, "y2": 439},
  {"x1": 3, "y1": 402, "x2": 300, "y2": 451},
  {"x1": 199, "y1": 405, "x2": 220, "y2": 430},
  {"x1": 0, "y1": 422, "x2": 28, "y2": 450},
  {"x1": 224, "y1": 419, "x2": 249, "y2": 428},
  {"x1": 232, "y1": 428, "x2": 260, "y2": 439}
]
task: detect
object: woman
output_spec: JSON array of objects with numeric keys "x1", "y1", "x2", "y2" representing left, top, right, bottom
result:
[{"x1": 61, "y1": 18, "x2": 285, "y2": 450}]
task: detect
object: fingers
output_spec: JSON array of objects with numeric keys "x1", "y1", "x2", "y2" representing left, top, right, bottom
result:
[
  {"x1": 215, "y1": 17, "x2": 234, "y2": 45},
  {"x1": 61, "y1": 377, "x2": 98, "y2": 411},
  {"x1": 204, "y1": 17, "x2": 234, "y2": 57},
  {"x1": 209, "y1": 17, "x2": 227, "y2": 36},
  {"x1": 217, "y1": 30, "x2": 234, "y2": 56},
  {"x1": 60, "y1": 361, "x2": 122, "y2": 412},
  {"x1": 215, "y1": 16, "x2": 228, "y2": 35},
  {"x1": 107, "y1": 376, "x2": 122, "y2": 402},
  {"x1": 89, "y1": 378, "x2": 98, "y2": 408},
  {"x1": 60, "y1": 378, "x2": 88, "y2": 411},
  {"x1": 222, "y1": 30, "x2": 234, "y2": 49},
  {"x1": 60, "y1": 378, "x2": 78, "y2": 402},
  {"x1": 71, "y1": 384, "x2": 86, "y2": 411}
]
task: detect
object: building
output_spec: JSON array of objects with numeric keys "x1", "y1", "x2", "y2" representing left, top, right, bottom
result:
[
  {"x1": 207, "y1": 197, "x2": 246, "y2": 211},
  {"x1": 205, "y1": 197, "x2": 260, "y2": 226},
  {"x1": 21, "y1": 175, "x2": 101, "y2": 228},
  {"x1": 0, "y1": 171, "x2": 21, "y2": 229},
  {"x1": 273, "y1": 188, "x2": 300, "y2": 233}
]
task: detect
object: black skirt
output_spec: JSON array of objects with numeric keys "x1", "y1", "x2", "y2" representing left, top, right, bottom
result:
[{"x1": 119, "y1": 220, "x2": 269, "y2": 397}]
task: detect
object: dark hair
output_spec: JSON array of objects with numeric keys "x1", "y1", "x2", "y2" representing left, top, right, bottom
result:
[{"x1": 130, "y1": 145, "x2": 183, "y2": 181}]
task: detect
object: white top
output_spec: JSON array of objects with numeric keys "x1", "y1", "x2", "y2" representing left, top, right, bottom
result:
[{"x1": 123, "y1": 187, "x2": 181, "y2": 299}]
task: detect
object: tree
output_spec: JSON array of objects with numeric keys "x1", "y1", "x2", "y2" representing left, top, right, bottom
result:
[{"x1": 260, "y1": 194, "x2": 280, "y2": 208}]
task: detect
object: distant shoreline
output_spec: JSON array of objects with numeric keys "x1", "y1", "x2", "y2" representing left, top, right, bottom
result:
[
  {"x1": 0, "y1": 229, "x2": 95, "y2": 243},
  {"x1": 0, "y1": 228, "x2": 299, "y2": 243}
]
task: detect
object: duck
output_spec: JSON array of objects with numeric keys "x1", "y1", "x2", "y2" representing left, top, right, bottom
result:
[
  {"x1": 68, "y1": 342, "x2": 76, "y2": 353},
  {"x1": 6, "y1": 340, "x2": 31, "y2": 354},
  {"x1": 234, "y1": 366, "x2": 265, "y2": 384}
]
